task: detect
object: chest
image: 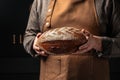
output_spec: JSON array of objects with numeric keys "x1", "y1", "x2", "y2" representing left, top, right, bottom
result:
[{"x1": 42, "y1": 0, "x2": 100, "y2": 35}]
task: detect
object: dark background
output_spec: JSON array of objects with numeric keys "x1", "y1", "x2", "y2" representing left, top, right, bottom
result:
[
  {"x1": 0, "y1": 0, "x2": 120, "y2": 80},
  {"x1": 0, "y1": 0, "x2": 39, "y2": 80}
]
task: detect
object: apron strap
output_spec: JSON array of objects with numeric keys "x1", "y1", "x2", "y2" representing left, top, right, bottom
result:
[{"x1": 42, "y1": 0, "x2": 57, "y2": 32}]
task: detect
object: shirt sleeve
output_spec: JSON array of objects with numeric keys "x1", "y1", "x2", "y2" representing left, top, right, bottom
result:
[
  {"x1": 23, "y1": 0, "x2": 40, "y2": 57},
  {"x1": 101, "y1": 0, "x2": 120, "y2": 58}
]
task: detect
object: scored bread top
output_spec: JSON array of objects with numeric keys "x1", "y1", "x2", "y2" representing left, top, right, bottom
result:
[{"x1": 39, "y1": 27, "x2": 86, "y2": 43}]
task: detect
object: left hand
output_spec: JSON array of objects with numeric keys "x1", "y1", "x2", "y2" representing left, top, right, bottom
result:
[{"x1": 76, "y1": 29, "x2": 102, "y2": 54}]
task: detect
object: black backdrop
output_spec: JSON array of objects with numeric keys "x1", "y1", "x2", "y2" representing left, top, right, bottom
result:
[
  {"x1": 0, "y1": 0, "x2": 120, "y2": 80},
  {"x1": 0, "y1": 0, "x2": 40, "y2": 80}
]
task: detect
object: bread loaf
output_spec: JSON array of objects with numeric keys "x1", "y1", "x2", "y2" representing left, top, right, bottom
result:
[{"x1": 36, "y1": 27, "x2": 87, "y2": 54}]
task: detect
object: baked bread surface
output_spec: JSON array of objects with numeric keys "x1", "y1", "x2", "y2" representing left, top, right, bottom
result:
[{"x1": 36, "y1": 27, "x2": 87, "y2": 54}]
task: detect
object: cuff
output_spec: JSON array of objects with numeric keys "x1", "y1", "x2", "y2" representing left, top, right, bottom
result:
[{"x1": 101, "y1": 37, "x2": 113, "y2": 56}]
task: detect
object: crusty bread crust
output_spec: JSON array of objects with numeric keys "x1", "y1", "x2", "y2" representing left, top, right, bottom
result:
[{"x1": 36, "y1": 27, "x2": 87, "y2": 54}]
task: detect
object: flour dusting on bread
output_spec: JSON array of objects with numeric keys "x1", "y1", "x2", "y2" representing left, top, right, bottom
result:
[{"x1": 39, "y1": 27, "x2": 84, "y2": 42}]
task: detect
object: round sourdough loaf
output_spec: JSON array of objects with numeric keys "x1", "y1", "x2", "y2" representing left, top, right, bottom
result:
[{"x1": 36, "y1": 27, "x2": 87, "y2": 54}]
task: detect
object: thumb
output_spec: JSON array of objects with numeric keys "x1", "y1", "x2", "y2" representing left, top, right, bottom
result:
[{"x1": 36, "y1": 33, "x2": 42, "y2": 38}]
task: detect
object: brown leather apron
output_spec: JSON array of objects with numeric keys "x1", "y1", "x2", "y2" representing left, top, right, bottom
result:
[{"x1": 40, "y1": 0, "x2": 110, "y2": 80}]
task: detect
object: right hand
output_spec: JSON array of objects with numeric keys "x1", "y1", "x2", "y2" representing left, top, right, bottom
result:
[{"x1": 33, "y1": 33, "x2": 48, "y2": 57}]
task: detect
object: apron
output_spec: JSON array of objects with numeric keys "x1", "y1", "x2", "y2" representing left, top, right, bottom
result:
[{"x1": 40, "y1": 0, "x2": 110, "y2": 80}]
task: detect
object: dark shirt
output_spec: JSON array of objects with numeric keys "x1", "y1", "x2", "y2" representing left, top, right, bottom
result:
[{"x1": 23, "y1": 0, "x2": 120, "y2": 58}]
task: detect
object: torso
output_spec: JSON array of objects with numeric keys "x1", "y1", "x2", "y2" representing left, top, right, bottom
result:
[{"x1": 40, "y1": 0, "x2": 110, "y2": 80}]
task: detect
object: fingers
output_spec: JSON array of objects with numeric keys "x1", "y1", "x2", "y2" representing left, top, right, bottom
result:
[
  {"x1": 33, "y1": 45, "x2": 48, "y2": 57},
  {"x1": 81, "y1": 29, "x2": 92, "y2": 39},
  {"x1": 33, "y1": 43, "x2": 40, "y2": 51},
  {"x1": 73, "y1": 29, "x2": 93, "y2": 54},
  {"x1": 75, "y1": 30, "x2": 102, "y2": 54},
  {"x1": 35, "y1": 50, "x2": 48, "y2": 57},
  {"x1": 81, "y1": 29, "x2": 90, "y2": 36},
  {"x1": 79, "y1": 42, "x2": 88, "y2": 50},
  {"x1": 33, "y1": 32, "x2": 48, "y2": 57},
  {"x1": 36, "y1": 33, "x2": 42, "y2": 38},
  {"x1": 33, "y1": 44, "x2": 48, "y2": 57},
  {"x1": 78, "y1": 44, "x2": 92, "y2": 54}
]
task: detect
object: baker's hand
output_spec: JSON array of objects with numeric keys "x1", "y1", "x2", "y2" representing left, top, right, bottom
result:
[
  {"x1": 77, "y1": 29, "x2": 102, "y2": 54},
  {"x1": 33, "y1": 33, "x2": 48, "y2": 57}
]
